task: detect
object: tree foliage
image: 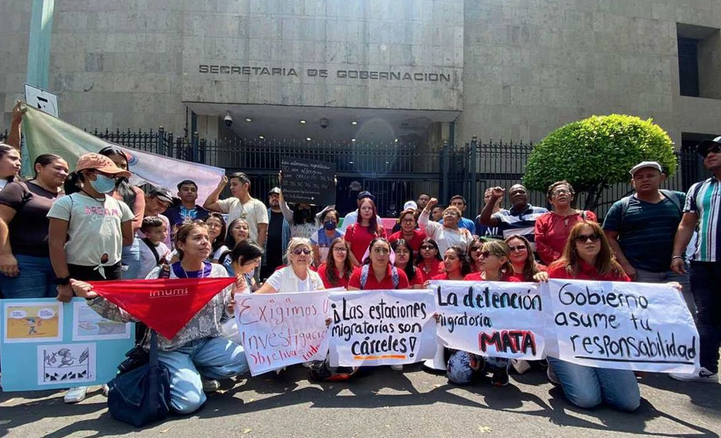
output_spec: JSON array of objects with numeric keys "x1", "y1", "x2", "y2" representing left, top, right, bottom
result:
[{"x1": 523, "y1": 114, "x2": 677, "y2": 210}]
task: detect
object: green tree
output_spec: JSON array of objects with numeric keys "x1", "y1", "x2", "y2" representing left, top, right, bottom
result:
[{"x1": 523, "y1": 114, "x2": 677, "y2": 211}]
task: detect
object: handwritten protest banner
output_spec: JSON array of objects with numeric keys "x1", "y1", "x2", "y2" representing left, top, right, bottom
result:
[
  {"x1": 281, "y1": 157, "x2": 336, "y2": 205},
  {"x1": 546, "y1": 279, "x2": 699, "y2": 373},
  {"x1": 432, "y1": 280, "x2": 547, "y2": 360},
  {"x1": 328, "y1": 289, "x2": 436, "y2": 367},
  {"x1": 234, "y1": 292, "x2": 330, "y2": 376}
]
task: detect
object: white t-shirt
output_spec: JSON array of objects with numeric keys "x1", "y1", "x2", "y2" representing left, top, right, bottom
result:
[
  {"x1": 138, "y1": 239, "x2": 170, "y2": 279},
  {"x1": 47, "y1": 193, "x2": 134, "y2": 266},
  {"x1": 212, "y1": 245, "x2": 229, "y2": 262},
  {"x1": 266, "y1": 267, "x2": 315, "y2": 292},
  {"x1": 216, "y1": 197, "x2": 268, "y2": 242}
]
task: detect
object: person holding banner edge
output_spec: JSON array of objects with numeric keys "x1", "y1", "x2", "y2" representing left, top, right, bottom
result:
[
  {"x1": 71, "y1": 222, "x2": 250, "y2": 415},
  {"x1": 543, "y1": 222, "x2": 640, "y2": 411}
]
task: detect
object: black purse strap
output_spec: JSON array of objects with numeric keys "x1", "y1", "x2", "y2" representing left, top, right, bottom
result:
[{"x1": 149, "y1": 330, "x2": 159, "y2": 365}]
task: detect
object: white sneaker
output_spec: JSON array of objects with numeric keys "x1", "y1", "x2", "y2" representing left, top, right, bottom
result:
[
  {"x1": 670, "y1": 367, "x2": 718, "y2": 383},
  {"x1": 391, "y1": 365, "x2": 403, "y2": 371},
  {"x1": 63, "y1": 386, "x2": 88, "y2": 403}
]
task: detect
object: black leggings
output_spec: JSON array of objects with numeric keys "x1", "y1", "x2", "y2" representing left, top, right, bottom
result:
[{"x1": 68, "y1": 262, "x2": 123, "y2": 281}]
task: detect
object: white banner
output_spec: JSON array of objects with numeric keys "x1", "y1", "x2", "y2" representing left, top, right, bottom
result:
[
  {"x1": 234, "y1": 292, "x2": 330, "y2": 376},
  {"x1": 329, "y1": 290, "x2": 436, "y2": 367},
  {"x1": 432, "y1": 280, "x2": 547, "y2": 360},
  {"x1": 546, "y1": 279, "x2": 699, "y2": 373}
]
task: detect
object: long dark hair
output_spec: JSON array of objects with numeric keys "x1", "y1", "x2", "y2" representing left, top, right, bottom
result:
[
  {"x1": 324, "y1": 238, "x2": 353, "y2": 286},
  {"x1": 416, "y1": 238, "x2": 442, "y2": 264},
  {"x1": 63, "y1": 170, "x2": 88, "y2": 195},
  {"x1": 504, "y1": 234, "x2": 541, "y2": 281},
  {"x1": 32, "y1": 153, "x2": 64, "y2": 179},
  {"x1": 0, "y1": 143, "x2": 19, "y2": 181},
  {"x1": 223, "y1": 239, "x2": 264, "y2": 268},
  {"x1": 98, "y1": 146, "x2": 136, "y2": 206},
  {"x1": 205, "y1": 212, "x2": 227, "y2": 252},
  {"x1": 292, "y1": 204, "x2": 317, "y2": 225},
  {"x1": 445, "y1": 245, "x2": 473, "y2": 277},
  {"x1": 391, "y1": 239, "x2": 416, "y2": 281},
  {"x1": 225, "y1": 218, "x2": 248, "y2": 250}
]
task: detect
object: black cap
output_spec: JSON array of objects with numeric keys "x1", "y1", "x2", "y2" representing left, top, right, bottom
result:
[
  {"x1": 149, "y1": 186, "x2": 174, "y2": 204},
  {"x1": 357, "y1": 191, "x2": 376, "y2": 203},
  {"x1": 697, "y1": 136, "x2": 721, "y2": 157}
]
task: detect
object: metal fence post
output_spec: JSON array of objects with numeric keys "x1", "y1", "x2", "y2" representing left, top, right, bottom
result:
[
  {"x1": 199, "y1": 138, "x2": 207, "y2": 164},
  {"x1": 191, "y1": 132, "x2": 199, "y2": 162},
  {"x1": 157, "y1": 126, "x2": 165, "y2": 156},
  {"x1": 469, "y1": 136, "x2": 478, "y2": 219},
  {"x1": 166, "y1": 131, "x2": 174, "y2": 157},
  {"x1": 441, "y1": 140, "x2": 449, "y2": 204}
]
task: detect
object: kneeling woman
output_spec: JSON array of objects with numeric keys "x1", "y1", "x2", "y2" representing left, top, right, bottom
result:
[
  {"x1": 544, "y1": 222, "x2": 639, "y2": 412},
  {"x1": 256, "y1": 237, "x2": 324, "y2": 293},
  {"x1": 447, "y1": 240, "x2": 519, "y2": 387},
  {"x1": 71, "y1": 223, "x2": 249, "y2": 415}
]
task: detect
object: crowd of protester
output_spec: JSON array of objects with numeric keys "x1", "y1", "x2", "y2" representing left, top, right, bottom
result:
[{"x1": 1, "y1": 131, "x2": 720, "y2": 417}]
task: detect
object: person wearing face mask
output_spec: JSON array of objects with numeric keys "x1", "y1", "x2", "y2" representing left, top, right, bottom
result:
[
  {"x1": 47, "y1": 153, "x2": 134, "y2": 403},
  {"x1": 311, "y1": 209, "x2": 344, "y2": 267}
]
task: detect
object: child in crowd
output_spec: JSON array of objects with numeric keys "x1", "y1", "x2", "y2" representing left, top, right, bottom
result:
[{"x1": 138, "y1": 216, "x2": 171, "y2": 279}]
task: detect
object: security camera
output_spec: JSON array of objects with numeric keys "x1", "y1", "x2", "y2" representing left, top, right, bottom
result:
[
  {"x1": 320, "y1": 118, "x2": 329, "y2": 129},
  {"x1": 224, "y1": 111, "x2": 233, "y2": 127}
]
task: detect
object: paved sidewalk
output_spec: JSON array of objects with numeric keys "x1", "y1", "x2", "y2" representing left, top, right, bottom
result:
[{"x1": 1, "y1": 364, "x2": 719, "y2": 437}]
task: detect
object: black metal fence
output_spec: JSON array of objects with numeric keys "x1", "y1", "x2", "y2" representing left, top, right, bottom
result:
[{"x1": 11, "y1": 126, "x2": 705, "y2": 220}]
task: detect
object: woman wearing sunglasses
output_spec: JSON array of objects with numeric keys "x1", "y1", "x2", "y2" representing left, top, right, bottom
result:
[
  {"x1": 256, "y1": 237, "x2": 324, "y2": 293},
  {"x1": 416, "y1": 238, "x2": 444, "y2": 281},
  {"x1": 463, "y1": 240, "x2": 520, "y2": 283},
  {"x1": 318, "y1": 238, "x2": 353, "y2": 289},
  {"x1": 348, "y1": 238, "x2": 410, "y2": 290},
  {"x1": 534, "y1": 181, "x2": 597, "y2": 265},
  {"x1": 504, "y1": 234, "x2": 547, "y2": 282},
  {"x1": 543, "y1": 221, "x2": 640, "y2": 411}
]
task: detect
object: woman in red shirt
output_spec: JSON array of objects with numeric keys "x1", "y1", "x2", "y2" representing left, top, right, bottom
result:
[
  {"x1": 348, "y1": 238, "x2": 410, "y2": 290},
  {"x1": 388, "y1": 209, "x2": 426, "y2": 253},
  {"x1": 391, "y1": 238, "x2": 424, "y2": 288},
  {"x1": 317, "y1": 238, "x2": 353, "y2": 289},
  {"x1": 534, "y1": 181, "x2": 597, "y2": 266},
  {"x1": 416, "y1": 238, "x2": 444, "y2": 281},
  {"x1": 505, "y1": 234, "x2": 546, "y2": 282},
  {"x1": 544, "y1": 221, "x2": 639, "y2": 412},
  {"x1": 467, "y1": 238, "x2": 483, "y2": 273},
  {"x1": 432, "y1": 246, "x2": 472, "y2": 281},
  {"x1": 345, "y1": 198, "x2": 387, "y2": 267},
  {"x1": 463, "y1": 240, "x2": 520, "y2": 283}
]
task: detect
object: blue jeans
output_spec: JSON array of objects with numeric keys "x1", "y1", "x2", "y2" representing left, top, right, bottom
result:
[
  {"x1": 446, "y1": 350, "x2": 509, "y2": 385},
  {"x1": 158, "y1": 337, "x2": 249, "y2": 414},
  {"x1": 121, "y1": 238, "x2": 141, "y2": 279},
  {"x1": 0, "y1": 254, "x2": 56, "y2": 298},
  {"x1": 547, "y1": 357, "x2": 640, "y2": 411},
  {"x1": 689, "y1": 261, "x2": 721, "y2": 374}
]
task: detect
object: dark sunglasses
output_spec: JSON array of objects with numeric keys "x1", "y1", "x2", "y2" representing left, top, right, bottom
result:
[
  {"x1": 420, "y1": 245, "x2": 435, "y2": 250},
  {"x1": 574, "y1": 234, "x2": 600, "y2": 243},
  {"x1": 292, "y1": 248, "x2": 312, "y2": 255},
  {"x1": 478, "y1": 250, "x2": 492, "y2": 258},
  {"x1": 508, "y1": 245, "x2": 527, "y2": 252},
  {"x1": 702, "y1": 144, "x2": 721, "y2": 157}
]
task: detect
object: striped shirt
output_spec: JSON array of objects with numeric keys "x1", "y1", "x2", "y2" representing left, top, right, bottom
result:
[
  {"x1": 492, "y1": 203, "x2": 548, "y2": 249},
  {"x1": 684, "y1": 177, "x2": 721, "y2": 262}
]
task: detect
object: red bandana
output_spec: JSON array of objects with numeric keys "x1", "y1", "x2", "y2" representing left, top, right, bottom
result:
[{"x1": 89, "y1": 277, "x2": 235, "y2": 339}]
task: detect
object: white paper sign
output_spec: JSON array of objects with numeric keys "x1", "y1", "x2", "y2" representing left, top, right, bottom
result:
[
  {"x1": 24, "y1": 83, "x2": 59, "y2": 117},
  {"x1": 546, "y1": 279, "x2": 699, "y2": 373},
  {"x1": 328, "y1": 290, "x2": 437, "y2": 367},
  {"x1": 234, "y1": 292, "x2": 330, "y2": 376},
  {"x1": 432, "y1": 280, "x2": 547, "y2": 360}
]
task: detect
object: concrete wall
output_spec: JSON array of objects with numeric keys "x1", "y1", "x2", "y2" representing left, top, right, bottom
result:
[
  {"x1": 181, "y1": 0, "x2": 464, "y2": 111},
  {"x1": 456, "y1": 0, "x2": 721, "y2": 146}
]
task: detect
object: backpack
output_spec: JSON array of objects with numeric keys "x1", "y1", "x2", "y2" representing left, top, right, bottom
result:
[
  {"x1": 619, "y1": 189, "x2": 683, "y2": 227},
  {"x1": 359, "y1": 264, "x2": 400, "y2": 289}
]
